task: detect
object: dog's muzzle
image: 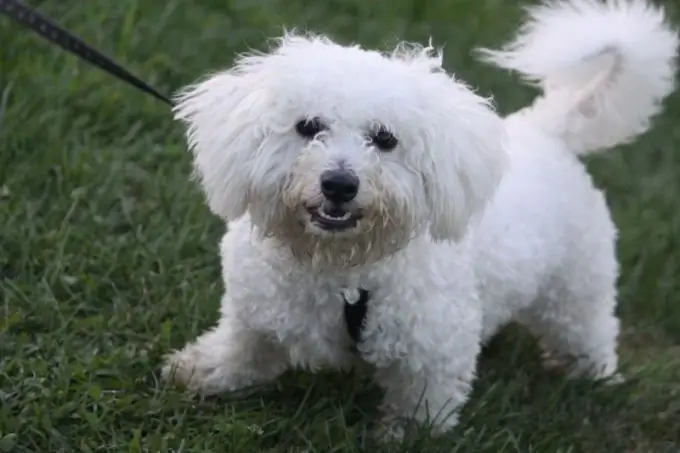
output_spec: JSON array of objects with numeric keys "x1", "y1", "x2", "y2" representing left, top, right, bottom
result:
[{"x1": 307, "y1": 169, "x2": 363, "y2": 231}]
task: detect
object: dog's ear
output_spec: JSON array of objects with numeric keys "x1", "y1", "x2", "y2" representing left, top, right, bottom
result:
[
  {"x1": 390, "y1": 43, "x2": 507, "y2": 242},
  {"x1": 421, "y1": 83, "x2": 507, "y2": 242},
  {"x1": 173, "y1": 69, "x2": 270, "y2": 221}
]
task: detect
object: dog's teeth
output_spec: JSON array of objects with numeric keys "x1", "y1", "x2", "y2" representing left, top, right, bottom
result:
[{"x1": 317, "y1": 207, "x2": 351, "y2": 221}]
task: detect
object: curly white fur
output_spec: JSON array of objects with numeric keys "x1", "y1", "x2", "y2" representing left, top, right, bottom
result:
[
  {"x1": 163, "y1": 0, "x2": 678, "y2": 440},
  {"x1": 477, "y1": 0, "x2": 678, "y2": 155}
]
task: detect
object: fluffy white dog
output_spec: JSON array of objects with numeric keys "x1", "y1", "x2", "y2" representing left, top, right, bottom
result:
[{"x1": 163, "y1": 0, "x2": 678, "y2": 439}]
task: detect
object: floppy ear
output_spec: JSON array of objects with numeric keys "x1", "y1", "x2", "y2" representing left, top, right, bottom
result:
[
  {"x1": 173, "y1": 69, "x2": 270, "y2": 221},
  {"x1": 389, "y1": 43, "x2": 507, "y2": 242},
  {"x1": 423, "y1": 85, "x2": 507, "y2": 242}
]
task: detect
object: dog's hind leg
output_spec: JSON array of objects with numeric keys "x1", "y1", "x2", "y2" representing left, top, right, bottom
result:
[
  {"x1": 516, "y1": 247, "x2": 620, "y2": 381},
  {"x1": 517, "y1": 291, "x2": 620, "y2": 380}
]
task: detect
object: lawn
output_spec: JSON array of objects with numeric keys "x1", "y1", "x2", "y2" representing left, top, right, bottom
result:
[{"x1": 1, "y1": 0, "x2": 680, "y2": 451}]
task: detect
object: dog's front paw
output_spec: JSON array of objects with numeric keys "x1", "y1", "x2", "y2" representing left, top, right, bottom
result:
[
  {"x1": 161, "y1": 347, "x2": 223, "y2": 395},
  {"x1": 370, "y1": 413, "x2": 453, "y2": 443},
  {"x1": 370, "y1": 415, "x2": 409, "y2": 443},
  {"x1": 162, "y1": 342, "x2": 252, "y2": 396},
  {"x1": 162, "y1": 327, "x2": 289, "y2": 396}
]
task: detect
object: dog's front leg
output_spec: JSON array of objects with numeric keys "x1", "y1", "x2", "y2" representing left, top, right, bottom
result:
[
  {"x1": 358, "y1": 294, "x2": 482, "y2": 440},
  {"x1": 162, "y1": 298, "x2": 288, "y2": 395}
]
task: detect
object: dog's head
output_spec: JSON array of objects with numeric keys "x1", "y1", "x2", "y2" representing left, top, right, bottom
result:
[{"x1": 175, "y1": 33, "x2": 507, "y2": 268}]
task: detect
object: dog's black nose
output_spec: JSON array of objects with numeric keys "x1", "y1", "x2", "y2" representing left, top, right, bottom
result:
[{"x1": 320, "y1": 170, "x2": 359, "y2": 203}]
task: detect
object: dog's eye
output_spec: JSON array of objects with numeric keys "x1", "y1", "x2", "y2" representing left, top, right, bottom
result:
[
  {"x1": 371, "y1": 127, "x2": 398, "y2": 151},
  {"x1": 295, "y1": 117, "x2": 325, "y2": 138}
]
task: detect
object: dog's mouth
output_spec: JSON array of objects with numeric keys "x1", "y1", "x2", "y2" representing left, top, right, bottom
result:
[{"x1": 307, "y1": 203, "x2": 362, "y2": 231}]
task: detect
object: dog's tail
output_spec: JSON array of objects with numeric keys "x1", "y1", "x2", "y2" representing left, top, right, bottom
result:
[{"x1": 477, "y1": 0, "x2": 678, "y2": 155}]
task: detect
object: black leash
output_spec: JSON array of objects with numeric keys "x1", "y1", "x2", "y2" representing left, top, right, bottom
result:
[{"x1": 0, "y1": 0, "x2": 173, "y2": 106}]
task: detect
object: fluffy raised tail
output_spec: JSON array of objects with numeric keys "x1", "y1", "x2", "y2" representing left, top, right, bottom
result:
[{"x1": 478, "y1": 0, "x2": 678, "y2": 155}]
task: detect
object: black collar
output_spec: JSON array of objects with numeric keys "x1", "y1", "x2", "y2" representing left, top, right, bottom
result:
[{"x1": 342, "y1": 288, "x2": 370, "y2": 343}]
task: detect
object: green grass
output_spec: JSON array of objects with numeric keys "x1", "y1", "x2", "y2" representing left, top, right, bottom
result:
[{"x1": 1, "y1": 0, "x2": 680, "y2": 451}]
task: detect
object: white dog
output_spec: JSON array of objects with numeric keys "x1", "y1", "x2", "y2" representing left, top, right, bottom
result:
[{"x1": 163, "y1": 0, "x2": 678, "y2": 439}]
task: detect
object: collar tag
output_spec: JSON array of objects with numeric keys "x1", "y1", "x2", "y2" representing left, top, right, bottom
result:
[{"x1": 342, "y1": 288, "x2": 361, "y2": 305}]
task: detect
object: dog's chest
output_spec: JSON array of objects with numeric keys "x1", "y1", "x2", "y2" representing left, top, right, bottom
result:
[
  {"x1": 292, "y1": 287, "x2": 366, "y2": 369},
  {"x1": 252, "y1": 278, "x2": 370, "y2": 369}
]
